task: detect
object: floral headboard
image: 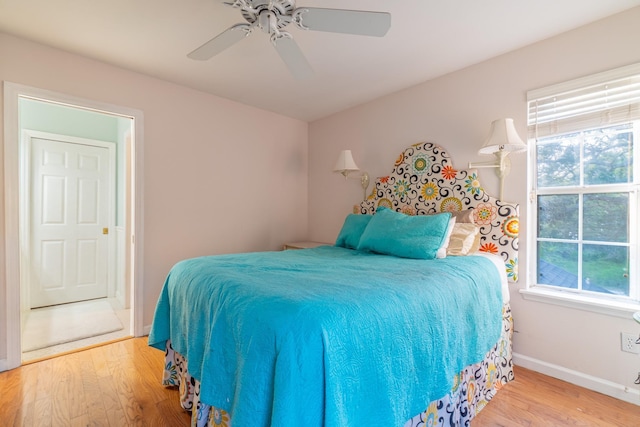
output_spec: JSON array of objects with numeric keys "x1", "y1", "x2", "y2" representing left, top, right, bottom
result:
[{"x1": 357, "y1": 142, "x2": 519, "y2": 282}]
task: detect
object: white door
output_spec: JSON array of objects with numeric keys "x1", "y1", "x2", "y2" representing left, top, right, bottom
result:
[{"x1": 29, "y1": 136, "x2": 112, "y2": 308}]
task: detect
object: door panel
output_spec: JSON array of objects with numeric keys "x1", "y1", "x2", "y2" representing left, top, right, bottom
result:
[
  {"x1": 40, "y1": 240, "x2": 65, "y2": 289},
  {"x1": 78, "y1": 178, "x2": 99, "y2": 223},
  {"x1": 42, "y1": 175, "x2": 66, "y2": 224},
  {"x1": 30, "y1": 137, "x2": 110, "y2": 308}
]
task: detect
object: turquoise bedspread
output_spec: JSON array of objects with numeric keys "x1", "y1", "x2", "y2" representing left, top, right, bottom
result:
[{"x1": 148, "y1": 246, "x2": 503, "y2": 427}]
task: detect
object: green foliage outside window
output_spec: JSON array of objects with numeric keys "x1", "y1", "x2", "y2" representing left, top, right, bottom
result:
[{"x1": 535, "y1": 124, "x2": 633, "y2": 296}]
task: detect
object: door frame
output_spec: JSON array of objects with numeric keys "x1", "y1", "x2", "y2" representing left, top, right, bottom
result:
[
  {"x1": 22, "y1": 130, "x2": 116, "y2": 308},
  {"x1": 3, "y1": 82, "x2": 145, "y2": 370}
]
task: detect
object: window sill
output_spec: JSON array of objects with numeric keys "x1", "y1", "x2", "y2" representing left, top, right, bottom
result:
[{"x1": 519, "y1": 287, "x2": 640, "y2": 320}]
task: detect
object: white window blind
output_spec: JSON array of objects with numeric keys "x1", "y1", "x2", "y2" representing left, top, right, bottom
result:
[{"x1": 528, "y1": 63, "x2": 640, "y2": 139}]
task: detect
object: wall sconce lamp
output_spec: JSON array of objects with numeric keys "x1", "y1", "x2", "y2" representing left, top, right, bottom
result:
[
  {"x1": 468, "y1": 118, "x2": 527, "y2": 201},
  {"x1": 333, "y1": 149, "x2": 370, "y2": 200}
]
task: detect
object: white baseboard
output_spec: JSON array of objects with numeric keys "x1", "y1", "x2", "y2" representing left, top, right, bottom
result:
[
  {"x1": 0, "y1": 358, "x2": 7, "y2": 372},
  {"x1": 143, "y1": 324, "x2": 152, "y2": 336},
  {"x1": 513, "y1": 352, "x2": 640, "y2": 406}
]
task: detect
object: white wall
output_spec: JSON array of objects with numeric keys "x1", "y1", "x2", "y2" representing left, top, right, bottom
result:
[
  {"x1": 0, "y1": 32, "x2": 309, "y2": 361},
  {"x1": 308, "y1": 8, "x2": 640, "y2": 402}
]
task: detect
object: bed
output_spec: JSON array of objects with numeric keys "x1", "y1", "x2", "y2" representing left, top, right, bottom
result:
[{"x1": 149, "y1": 142, "x2": 518, "y2": 426}]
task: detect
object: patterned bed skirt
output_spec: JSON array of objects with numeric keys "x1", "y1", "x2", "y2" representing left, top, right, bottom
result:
[{"x1": 159, "y1": 305, "x2": 514, "y2": 427}]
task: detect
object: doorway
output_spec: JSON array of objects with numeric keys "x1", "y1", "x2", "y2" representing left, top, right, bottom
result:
[{"x1": 3, "y1": 82, "x2": 144, "y2": 369}]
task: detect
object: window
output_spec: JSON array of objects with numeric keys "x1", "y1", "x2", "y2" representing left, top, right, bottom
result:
[{"x1": 527, "y1": 64, "x2": 640, "y2": 305}]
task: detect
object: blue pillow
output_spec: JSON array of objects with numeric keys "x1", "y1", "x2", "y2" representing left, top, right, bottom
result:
[
  {"x1": 357, "y1": 207, "x2": 452, "y2": 259},
  {"x1": 335, "y1": 214, "x2": 372, "y2": 249}
]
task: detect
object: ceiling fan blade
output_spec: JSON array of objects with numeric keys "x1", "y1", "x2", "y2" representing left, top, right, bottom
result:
[
  {"x1": 293, "y1": 8, "x2": 391, "y2": 37},
  {"x1": 272, "y1": 35, "x2": 314, "y2": 80},
  {"x1": 187, "y1": 24, "x2": 252, "y2": 60}
]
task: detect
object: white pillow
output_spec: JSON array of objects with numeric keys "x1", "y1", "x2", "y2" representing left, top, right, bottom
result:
[{"x1": 447, "y1": 223, "x2": 480, "y2": 256}]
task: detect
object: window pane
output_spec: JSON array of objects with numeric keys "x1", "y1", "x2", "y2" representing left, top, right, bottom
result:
[
  {"x1": 583, "y1": 193, "x2": 629, "y2": 242},
  {"x1": 583, "y1": 244, "x2": 630, "y2": 296},
  {"x1": 538, "y1": 195, "x2": 578, "y2": 239},
  {"x1": 537, "y1": 241, "x2": 578, "y2": 289},
  {"x1": 537, "y1": 134, "x2": 580, "y2": 187},
  {"x1": 584, "y1": 124, "x2": 633, "y2": 185}
]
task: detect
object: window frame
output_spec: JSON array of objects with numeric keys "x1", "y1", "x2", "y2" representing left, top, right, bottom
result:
[{"x1": 524, "y1": 64, "x2": 640, "y2": 314}]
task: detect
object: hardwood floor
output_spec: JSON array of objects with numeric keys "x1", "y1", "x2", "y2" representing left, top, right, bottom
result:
[
  {"x1": 473, "y1": 366, "x2": 640, "y2": 427},
  {"x1": 0, "y1": 337, "x2": 638, "y2": 426},
  {"x1": 0, "y1": 338, "x2": 191, "y2": 427}
]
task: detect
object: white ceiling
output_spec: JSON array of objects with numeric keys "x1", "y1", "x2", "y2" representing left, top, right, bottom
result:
[{"x1": 1, "y1": 0, "x2": 639, "y2": 121}]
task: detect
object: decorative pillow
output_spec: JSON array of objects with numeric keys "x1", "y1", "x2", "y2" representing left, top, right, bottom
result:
[
  {"x1": 436, "y1": 216, "x2": 457, "y2": 259},
  {"x1": 450, "y1": 209, "x2": 475, "y2": 224},
  {"x1": 357, "y1": 207, "x2": 452, "y2": 259},
  {"x1": 470, "y1": 230, "x2": 481, "y2": 253},
  {"x1": 335, "y1": 214, "x2": 372, "y2": 249},
  {"x1": 447, "y1": 223, "x2": 481, "y2": 256}
]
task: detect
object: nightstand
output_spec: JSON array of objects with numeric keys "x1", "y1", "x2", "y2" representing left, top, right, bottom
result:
[{"x1": 283, "y1": 241, "x2": 331, "y2": 250}]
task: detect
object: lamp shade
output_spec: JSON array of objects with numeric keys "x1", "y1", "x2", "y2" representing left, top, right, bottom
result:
[
  {"x1": 478, "y1": 118, "x2": 527, "y2": 154},
  {"x1": 333, "y1": 150, "x2": 360, "y2": 176}
]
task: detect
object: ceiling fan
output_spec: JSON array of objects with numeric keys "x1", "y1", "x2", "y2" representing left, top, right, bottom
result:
[{"x1": 188, "y1": 0, "x2": 391, "y2": 79}]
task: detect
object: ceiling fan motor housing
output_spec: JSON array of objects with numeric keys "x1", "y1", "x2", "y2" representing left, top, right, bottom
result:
[{"x1": 241, "y1": 0, "x2": 295, "y2": 32}]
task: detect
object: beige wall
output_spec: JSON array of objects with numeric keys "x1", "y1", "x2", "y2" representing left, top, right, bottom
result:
[
  {"x1": 0, "y1": 32, "x2": 309, "y2": 362},
  {"x1": 308, "y1": 8, "x2": 640, "y2": 402}
]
